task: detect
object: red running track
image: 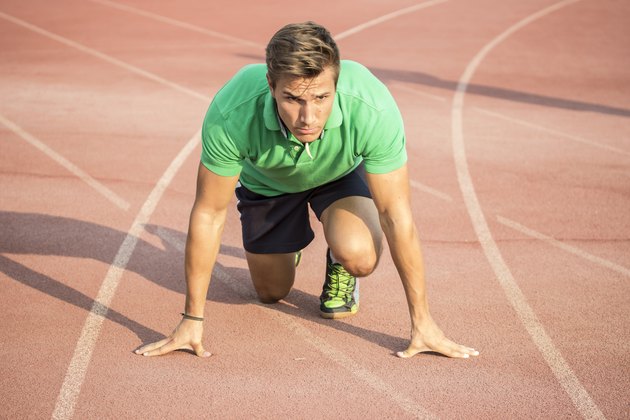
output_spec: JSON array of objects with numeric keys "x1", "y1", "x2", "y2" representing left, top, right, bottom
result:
[{"x1": 1, "y1": 0, "x2": 629, "y2": 418}]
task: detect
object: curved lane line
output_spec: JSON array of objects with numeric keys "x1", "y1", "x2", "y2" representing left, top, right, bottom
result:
[
  {"x1": 337, "y1": 1, "x2": 453, "y2": 204},
  {"x1": 335, "y1": 0, "x2": 448, "y2": 40},
  {"x1": 0, "y1": 6, "x2": 445, "y2": 417},
  {"x1": 0, "y1": 9, "x2": 213, "y2": 420},
  {"x1": 451, "y1": 1, "x2": 605, "y2": 419},
  {"x1": 88, "y1": 0, "x2": 447, "y2": 48},
  {"x1": 0, "y1": 114, "x2": 130, "y2": 211},
  {"x1": 86, "y1": 0, "x2": 264, "y2": 49},
  {"x1": 51, "y1": 131, "x2": 200, "y2": 420}
]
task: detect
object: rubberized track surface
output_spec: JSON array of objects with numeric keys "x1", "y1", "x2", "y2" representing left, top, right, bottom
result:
[{"x1": 1, "y1": 1, "x2": 629, "y2": 418}]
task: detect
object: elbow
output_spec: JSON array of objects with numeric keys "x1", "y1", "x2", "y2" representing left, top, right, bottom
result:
[{"x1": 189, "y1": 205, "x2": 228, "y2": 232}]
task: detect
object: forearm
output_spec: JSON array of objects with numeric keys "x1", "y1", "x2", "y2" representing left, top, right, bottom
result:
[
  {"x1": 380, "y1": 215, "x2": 432, "y2": 329},
  {"x1": 362, "y1": 169, "x2": 478, "y2": 358},
  {"x1": 183, "y1": 206, "x2": 227, "y2": 317}
]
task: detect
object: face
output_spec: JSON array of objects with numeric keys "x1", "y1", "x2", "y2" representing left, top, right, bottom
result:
[{"x1": 268, "y1": 66, "x2": 336, "y2": 143}]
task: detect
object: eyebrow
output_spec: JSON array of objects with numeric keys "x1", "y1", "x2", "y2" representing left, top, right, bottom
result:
[{"x1": 281, "y1": 90, "x2": 332, "y2": 98}]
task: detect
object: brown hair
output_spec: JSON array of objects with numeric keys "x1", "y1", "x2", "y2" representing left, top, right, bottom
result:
[{"x1": 265, "y1": 22, "x2": 340, "y2": 88}]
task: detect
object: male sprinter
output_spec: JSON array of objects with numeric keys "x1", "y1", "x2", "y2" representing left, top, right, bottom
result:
[{"x1": 136, "y1": 22, "x2": 478, "y2": 360}]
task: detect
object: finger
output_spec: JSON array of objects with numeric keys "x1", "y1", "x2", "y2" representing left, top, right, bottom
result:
[
  {"x1": 432, "y1": 343, "x2": 475, "y2": 359},
  {"x1": 440, "y1": 341, "x2": 480, "y2": 358},
  {"x1": 141, "y1": 338, "x2": 183, "y2": 357},
  {"x1": 461, "y1": 346, "x2": 480, "y2": 357},
  {"x1": 396, "y1": 341, "x2": 479, "y2": 359},
  {"x1": 135, "y1": 337, "x2": 171, "y2": 355}
]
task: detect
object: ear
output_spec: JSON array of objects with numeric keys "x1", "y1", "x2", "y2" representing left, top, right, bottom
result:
[{"x1": 266, "y1": 73, "x2": 274, "y2": 94}]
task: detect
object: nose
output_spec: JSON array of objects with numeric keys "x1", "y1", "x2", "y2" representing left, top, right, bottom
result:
[{"x1": 299, "y1": 102, "x2": 316, "y2": 126}]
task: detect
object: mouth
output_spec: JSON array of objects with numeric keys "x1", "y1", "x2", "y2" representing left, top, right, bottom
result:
[{"x1": 295, "y1": 127, "x2": 318, "y2": 135}]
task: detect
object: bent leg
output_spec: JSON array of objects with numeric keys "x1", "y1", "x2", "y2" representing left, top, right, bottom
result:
[
  {"x1": 246, "y1": 251, "x2": 299, "y2": 303},
  {"x1": 320, "y1": 196, "x2": 382, "y2": 277}
]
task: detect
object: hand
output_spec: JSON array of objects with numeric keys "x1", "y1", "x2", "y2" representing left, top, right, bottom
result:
[
  {"x1": 135, "y1": 318, "x2": 211, "y2": 358},
  {"x1": 397, "y1": 322, "x2": 479, "y2": 359}
]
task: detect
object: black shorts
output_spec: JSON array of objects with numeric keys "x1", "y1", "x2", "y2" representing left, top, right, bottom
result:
[{"x1": 235, "y1": 166, "x2": 372, "y2": 254}]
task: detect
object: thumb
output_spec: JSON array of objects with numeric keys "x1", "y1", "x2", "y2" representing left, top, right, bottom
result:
[
  {"x1": 191, "y1": 342, "x2": 211, "y2": 358},
  {"x1": 396, "y1": 344, "x2": 426, "y2": 359}
]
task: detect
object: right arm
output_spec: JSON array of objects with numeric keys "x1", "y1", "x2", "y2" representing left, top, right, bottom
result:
[
  {"x1": 184, "y1": 162, "x2": 240, "y2": 318},
  {"x1": 136, "y1": 162, "x2": 239, "y2": 357}
]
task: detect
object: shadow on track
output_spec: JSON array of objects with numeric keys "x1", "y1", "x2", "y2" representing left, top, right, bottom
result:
[
  {"x1": 0, "y1": 211, "x2": 248, "y2": 341},
  {"x1": 371, "y1": 66, "x2": 630, "y2": 118},
  {"x1": 0, "y1": 254, "x2": 161, "y2": 343},
  {"x1": 0, "y1": 211, "x2": 410, "y2": 354},
  {"x1": 237, "y1": 54, "x2": 630, "y2": 118}
]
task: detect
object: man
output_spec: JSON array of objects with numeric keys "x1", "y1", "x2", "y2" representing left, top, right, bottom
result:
[{"x1": 136, "y1": 22, "x2": 478, "y2": 359}]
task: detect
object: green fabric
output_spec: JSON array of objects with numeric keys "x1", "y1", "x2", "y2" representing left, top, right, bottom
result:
[{"x1": 201, "y1": 60, "x2": 407, "y2": 196}]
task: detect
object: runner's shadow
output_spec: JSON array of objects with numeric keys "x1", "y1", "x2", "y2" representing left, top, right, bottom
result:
[
  {"x1": 281, "y1": 288, "x2": 409, "y2": 355},
  {"x1": 0, "y1": 211, "x2": 252, "y2": 340},
  {"x1": 371, "y1": 67, "x2": 630, "y2": 118},
  {"x1": 137, "y1": 225, "x2": 409, "y2": 352},
  {"x1": 140, "y1": 224, "x2": 254, "y2": 304},
  {"x1": 0, "y1": 254, "x2": 162, "y2": 343},
  {"x1": 233, "y1": 57, "x2": 630, "y2": 117},
  {"x1": 1, "y1": 211, "x2": 411, "y2": 352}
]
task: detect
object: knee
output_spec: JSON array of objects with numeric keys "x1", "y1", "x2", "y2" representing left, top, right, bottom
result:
[
  {"x1": 258, "y1": 295, "x2": 280, "y2": 304},
  {"x1": 334, "y1": 248, "x2": 379, "y2": 277},
  {"x1": 256, "y1": 287, "x2": 290, "y2": 304},
  {"x1": 345, "y1": 259, "x2": 377, "y2": 277}
]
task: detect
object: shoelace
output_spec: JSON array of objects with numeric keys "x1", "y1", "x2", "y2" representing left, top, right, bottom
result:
[{"x1": 325, "y1": 263, "x2": 355, "y2": 300}]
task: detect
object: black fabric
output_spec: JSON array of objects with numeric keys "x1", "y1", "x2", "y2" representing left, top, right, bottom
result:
[{"x1": 235, "y1": 166, "x2": 371, "y2": 254}]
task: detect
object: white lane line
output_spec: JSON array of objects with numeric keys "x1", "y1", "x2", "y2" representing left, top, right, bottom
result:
[
  {"x1": 154, "y1": 226, "x2": 185, "y2": 253},
  {"x1": 90, "y1": 0, "x2": 446, "y2": 48},
  {"x1": 86, "y1": 0, "x2": 263, "y2": 49},
  {"x1": 2, "y1": 6, "x2": 431, "y2": 416},
  {"x1": 389, "y1": 81, "x2": 627, "y2": 159},
  {"x1": 410, "y1": 180, "x2": 453, "y2": 202},
  {"x1": 474, "y1": 107, "x2": 630, "y2": 157},
  {"x1": 0, "y1": 113, "x2": 130, "y2": 211},
  {"x1": 51, "y1": 131, "x2": 200, "y2": 420},
  {"x1": 245, "y1": 288, "x2": 437, "y2": 420},
  {"x1": 154, "y1": 229, "x2": 436, "y2": 420},
  {"x1": 335, "y1": 0, "x2": 448, "y2": 40},
  {"x1": 451, "y1": 1, "x2": 605, "y2": 419},
  {"x1": 0, "y1": 7, "x2": 213, "y2": 418},
  {"x1": 497, "y1": 216, "x2": 630, "y2": 278},
  {"x1": 389, "y1": 82, "x2": 448, "y2": 103},
  {"x1": 0, "y1": 11, "x2": 210, "y2": 103}
]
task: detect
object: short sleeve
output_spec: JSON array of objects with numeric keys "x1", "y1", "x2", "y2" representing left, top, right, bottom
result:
[
  {"x1": 360, "y1": 98, "x2": 407, "y2": 174},
  {"x1": 200, "y1": 101, "x2": 243, "y2": 177}
]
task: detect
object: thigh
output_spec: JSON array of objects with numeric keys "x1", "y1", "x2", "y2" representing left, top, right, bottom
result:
[
  {"x1": 320, "y1": 195, "x2": 382, "y2": 265},
  {"x1": 246, "y1": 251, "x2": 297, "y2": 303},
  {"x1": 310, "y1": 166, "x2": 382, "y2": 271}
]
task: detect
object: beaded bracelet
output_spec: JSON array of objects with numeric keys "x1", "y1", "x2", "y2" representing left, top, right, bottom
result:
[{"x1": 180, "y1": 312, "x2": 204, "y2": 321}]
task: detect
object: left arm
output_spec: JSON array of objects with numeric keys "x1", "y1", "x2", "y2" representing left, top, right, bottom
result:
[{"x1": 366, "y1": 164, "x2": 479, "y2": 359}]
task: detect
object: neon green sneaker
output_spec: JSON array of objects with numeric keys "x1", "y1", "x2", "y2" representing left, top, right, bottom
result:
[
  {"x1": 295, "y1": 250, "x2": 302, "y2": 267},
  {"x1": 319, "y1": 249, "x2": 359, "y2": 319}
]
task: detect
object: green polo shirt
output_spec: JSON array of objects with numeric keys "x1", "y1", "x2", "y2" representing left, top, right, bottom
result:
[{"x1": 201, "y1": 60, "x2": 406, "y2": 196}]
